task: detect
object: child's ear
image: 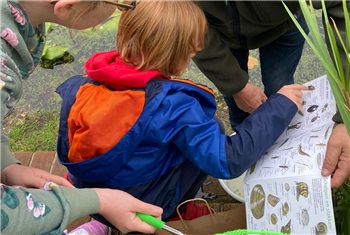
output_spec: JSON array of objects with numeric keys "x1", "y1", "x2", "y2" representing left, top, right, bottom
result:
[{"x1": 53, "y1": 0, "x2": 80, "y2": 20}]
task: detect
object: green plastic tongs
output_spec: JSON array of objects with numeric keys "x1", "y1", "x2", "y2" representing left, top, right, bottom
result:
[{"x1": 136, "y1": 212, "x2": 186, "y2": 235}]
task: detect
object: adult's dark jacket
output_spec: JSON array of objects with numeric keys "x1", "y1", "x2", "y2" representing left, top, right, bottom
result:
[{"x1": 194, "y1": 1, "x2": 349, "y2": 96}]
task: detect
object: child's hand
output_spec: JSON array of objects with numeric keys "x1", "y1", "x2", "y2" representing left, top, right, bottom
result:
[
  {"x1": 277, "y1": 84, "x2": 308, "y2": 110},
  {"x1": 95, "y1": 189, "x2": 163, "y2": 234},
  {"x1": 1, "y1": 164, "x2": 74, "y2": 188}
]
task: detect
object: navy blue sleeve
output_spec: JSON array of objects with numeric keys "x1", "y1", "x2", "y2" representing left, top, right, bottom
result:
[{"x1": 225, "y1": 93, "x2": 298, "y2": 178}]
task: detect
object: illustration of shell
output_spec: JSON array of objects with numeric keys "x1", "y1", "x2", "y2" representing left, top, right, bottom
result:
[
  {"x1": 301, "y1": 208, "x2": 310, "y2": 226},
  {"x1": 280, "y1": 219, "x2": 292, "y2": 234},
  {"x1": 315, "y1": 222, "x2": 328, "y2": 235},
  {"x1": 282, "y1": 202, "x2": 289, "y2": 216},
  {"x1": 250, "y1": 184, "x2": 266, "y2": 219},
  {"x1": 270, "y1": 213, "x2": 278, "y2": 225},
  {"x1": 267, "y1": 194, "x2": 280, "y2": 207},
  {"x1": 296, "y1": 182, "x2": 309, "y2": 200},
  {"x1": 284, "y1": 183, "x2": 290, "y2": 191}
]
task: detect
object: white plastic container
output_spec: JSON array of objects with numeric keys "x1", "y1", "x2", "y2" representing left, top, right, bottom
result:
[{"x1": 218, "y1": 171, "x2": 246, "y2": 203}]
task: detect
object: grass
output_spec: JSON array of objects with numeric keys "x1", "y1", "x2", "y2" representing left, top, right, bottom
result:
[{"x1": 3, "y1": 110, "x2": 59, "y2": 152}]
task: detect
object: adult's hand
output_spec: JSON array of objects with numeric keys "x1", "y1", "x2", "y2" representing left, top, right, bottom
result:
[
  {"x1": 233, "y1": 82, "x2": 267, "y2": 113},
  {"x1": 322, "y1": 124, "x2": 350, "y2": 188},
  {"x1": 1, "y1": 164, "x2": 73, "y2": 188},
  {"x1": 95, "y1": 188, "x2": 163, "y2": 234}
]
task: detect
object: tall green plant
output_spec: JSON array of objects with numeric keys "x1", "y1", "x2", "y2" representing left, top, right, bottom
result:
[{"x1": 283, "y1": 0, "x2": 350, "y2": 135}]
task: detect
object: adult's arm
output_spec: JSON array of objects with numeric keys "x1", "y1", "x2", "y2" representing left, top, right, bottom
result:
[
  {"x1": 193, "y1": 26, "x2": 266, "y2": 113},
  {"x1": 192, "y1": 26, "x2": 248, "y2": 96}
]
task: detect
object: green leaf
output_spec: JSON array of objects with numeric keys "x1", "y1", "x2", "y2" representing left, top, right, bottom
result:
[
  {"x1": 41, "y1": 46, "x2": 69, "y2": 60},
  {"x1": 45, "y1": 22, "x2": 52, "y2": 35}
]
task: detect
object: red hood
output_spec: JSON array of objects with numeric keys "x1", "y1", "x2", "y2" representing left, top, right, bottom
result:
[{"x1": 85, "y1": 50, "x2": 166, "y2": 90}]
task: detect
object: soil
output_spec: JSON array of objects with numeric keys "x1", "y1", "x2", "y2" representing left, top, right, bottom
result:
[{"x1": 2, "y1": 108, "x2": 28, "y2": 135}]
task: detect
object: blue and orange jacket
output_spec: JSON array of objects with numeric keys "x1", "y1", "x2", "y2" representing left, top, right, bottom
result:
[{"x1": 56, "y1": 50, "x2": 297, "y2": 220}]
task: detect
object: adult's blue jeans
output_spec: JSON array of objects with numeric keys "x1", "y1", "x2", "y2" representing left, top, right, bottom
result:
[{"x1": 224, "y1": 14, "x2": 309, "y2": 129}]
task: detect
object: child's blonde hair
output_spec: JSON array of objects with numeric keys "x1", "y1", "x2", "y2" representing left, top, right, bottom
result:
[{"x1": 117, "y1": 0, "x2": 207, "y2": 77}]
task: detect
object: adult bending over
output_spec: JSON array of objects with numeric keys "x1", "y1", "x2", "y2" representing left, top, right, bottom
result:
[{"x1": 193, "y1": 1, "x2": 350, "y2": 187}]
